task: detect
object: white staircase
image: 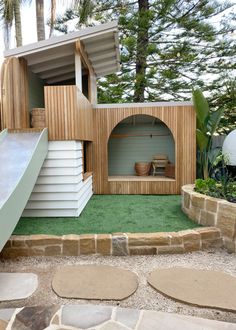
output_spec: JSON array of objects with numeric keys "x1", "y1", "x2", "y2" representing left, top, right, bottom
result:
[{"x1": 23, "y1": 141, "x2": 93, "y2": 217}]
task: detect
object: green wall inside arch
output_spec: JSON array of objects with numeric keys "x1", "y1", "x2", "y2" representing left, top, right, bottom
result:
[{"x1": 108, "y1": 120, "x2": 175, "y2": 176}]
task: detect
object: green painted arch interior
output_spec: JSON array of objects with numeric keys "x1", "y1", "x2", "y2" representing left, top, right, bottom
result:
[
  {"x1": 106, "y1": 111, "x2": 177, "y2": 142},
  {"x1": 28, "y1": 69, "x2": 45, "y2": 111},
  {"x1": 108, "y1": 114, "x2": 175, "y2": 176}
]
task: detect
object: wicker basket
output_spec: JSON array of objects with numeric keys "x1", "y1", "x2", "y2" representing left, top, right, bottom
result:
[
  {"x1": 31, "y1": 108, "x2": 46, "y2": 128},
  {"x1": 135, "y1": 162, "x2": 151, "y2": 176}
]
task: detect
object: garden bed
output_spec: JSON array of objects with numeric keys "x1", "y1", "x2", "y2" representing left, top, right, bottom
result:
[{"x1": 182, "y1": 185, "x2": 236, "y2": 253}]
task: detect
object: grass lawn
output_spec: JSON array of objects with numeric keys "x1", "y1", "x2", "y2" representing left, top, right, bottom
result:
[{"x1": 14, "y1": 195, "x2": 199, "y2": 235}]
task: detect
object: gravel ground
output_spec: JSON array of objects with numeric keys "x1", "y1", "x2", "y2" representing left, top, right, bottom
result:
[{"x1": 0, "y1": 249, "x2": 236, "y2": 323}]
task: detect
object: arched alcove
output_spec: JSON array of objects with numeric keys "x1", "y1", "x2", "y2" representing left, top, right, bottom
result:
[{"x1": 108, "y1": 114, "x2": 175, "y2": 177}]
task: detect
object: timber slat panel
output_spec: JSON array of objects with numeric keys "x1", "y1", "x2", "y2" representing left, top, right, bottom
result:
[
  {"x1": 44, "y1": 85, "x2": 93, "y2": 141},
  {"x1": 93, "y1": 105, "x2": 196, "y2": 194},
  {"x1": 0, "y1": 57, "x2": 29, "y2": 129}
]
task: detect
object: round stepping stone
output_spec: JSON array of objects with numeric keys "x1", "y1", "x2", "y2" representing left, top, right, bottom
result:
[
  {"x1": 148, "y1": 267, "x2": 236, "y2": 312},
  {"x1": 0, "y1": 273, "x2": 38, "y2": 301},
  {"x1": 52, "y1": 265, "x2": 138, "y2": 300}
]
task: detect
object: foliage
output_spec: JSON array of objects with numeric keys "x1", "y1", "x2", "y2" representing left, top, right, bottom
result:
[
  {"x1": 54, "y1": 0, "x2": 236, "y2": 106},
  {"x1": 210, "y1": 76, "x2": 236, "y2": 134},
  {"x1": 0, "y1": 0, "x2": 60, "y2": 48},
  {"x1": 0, "y1": 0, "x2": 22, "y2": 48},
  {"x1": 195, "y1": 153, "x2": 236, "y2": 202},
  {"x1": 194, "y1": 177, "x2": 236, "y2": 203},
  {"x1": 193, "y1": 87, "x2": 224, "y2": 179}
]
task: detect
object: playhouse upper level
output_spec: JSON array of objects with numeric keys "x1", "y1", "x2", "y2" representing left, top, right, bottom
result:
[{"x1": 0, "y1": 21, "x2": 120, "y2": 131}]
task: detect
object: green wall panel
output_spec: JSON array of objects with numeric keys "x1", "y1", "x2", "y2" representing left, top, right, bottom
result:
[
  {"x1": 28, "y1": 70, "x2": 45, "y2": 111},
  {"x1": 108, "y1": 122, "x2": 175, "y2": 175}
]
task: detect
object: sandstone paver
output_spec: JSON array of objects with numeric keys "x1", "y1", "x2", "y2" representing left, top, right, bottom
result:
[
  {"x1": 112, "y1": 235, "x2": 128, "y2": 256},
  {"x1": 0, "y1": 273, "x2": 38, "y2": 301},
  {"x1": 138, "y1": 310, "x2": 236, "y2": 330},
  {"x1": 11, "y1": 306, "x2": 59, "y2": 330},
  {"x1": 148, "y1": 267, "x2": 236, "y2": 312},
  {"x1": 52, "y1": 265, "x2": 138, "y2": 300},
  {"x1": 2, "y1": 304, "x2": 236, "y2": 329},
  {"x1": 98, "y1": 321, "x2": 131, "y2": 330},
  {"x1": 0, "y1": 319, "x2": 7, "y2": 330},
  {"x1": 115, "y1": 307, "x2": 140, "y2": 328},
  {"x1": 61, "y1": 305, "x2": 112, "y2": 329},
  {"x1": 0, "y1": 308, "x2": 16, "y2": 321}
]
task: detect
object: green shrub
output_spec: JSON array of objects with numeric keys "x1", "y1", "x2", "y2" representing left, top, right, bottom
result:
[{"x1": 194, "y1": 177, "x2": 236, "y2": 203}]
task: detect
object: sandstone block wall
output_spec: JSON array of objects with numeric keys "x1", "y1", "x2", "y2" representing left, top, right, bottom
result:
[
  {"x1": 0, "y1": 228, "x2": 223, "y2": 259},
  {"x1": 182, "y1": 184, "x2": 236, "y2": 253}
]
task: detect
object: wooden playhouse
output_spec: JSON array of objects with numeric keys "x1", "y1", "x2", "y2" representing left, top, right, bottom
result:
[{"x1": 0, "y1": 21, "x2": 196, "y2": 217}]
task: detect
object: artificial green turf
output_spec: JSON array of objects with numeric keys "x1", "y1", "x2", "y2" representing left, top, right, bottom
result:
[{"x1": 14, "y1": 195, "x2": 199, "y2": 235}]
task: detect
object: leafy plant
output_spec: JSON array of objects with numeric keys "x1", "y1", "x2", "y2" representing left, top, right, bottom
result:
[
  {"x1": 194, "y1": 172, "x2": 236, "y2": 203},
  {"x1": 192, "y1": 88, "x2": 224, "y2": 179},
  {"x1": 195, "y1": 178, "x2": 218, "y2": 196}
]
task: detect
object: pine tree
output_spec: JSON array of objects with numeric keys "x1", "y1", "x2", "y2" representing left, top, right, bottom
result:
[
  {"x1": 54, "y1": 0, "x2": 236, "y2": 107},
  {"x1": 210, "y1": 76, "x2": 236, "y2": 134}
]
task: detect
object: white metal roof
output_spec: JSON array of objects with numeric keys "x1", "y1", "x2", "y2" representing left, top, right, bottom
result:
[{"x1": 4, "y1": 21, "x2": 120, "y2": 83}]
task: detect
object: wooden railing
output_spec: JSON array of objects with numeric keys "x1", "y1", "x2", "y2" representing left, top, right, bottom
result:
[{"x1": 44, "y1": 85, "x2": 93, "y2": 141}]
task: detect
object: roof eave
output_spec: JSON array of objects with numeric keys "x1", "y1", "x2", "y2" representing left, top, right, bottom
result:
[{"x1": 4, "y1": 21, "x2": 118, "y2": 59}]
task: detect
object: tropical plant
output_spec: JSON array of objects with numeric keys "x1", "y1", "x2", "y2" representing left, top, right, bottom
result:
[
  {"x1": 0, "y1": 0, "x2": 22, "y2": 49},
  {"x1": 13, "y1": 0, "x2": 21, "y2": 46},
  {"x1": 36, "y1": 0, "x2": 59, "y2": 40},
  {"x1": 192, "y1": 87, "x2": 224, "y2": 179}
]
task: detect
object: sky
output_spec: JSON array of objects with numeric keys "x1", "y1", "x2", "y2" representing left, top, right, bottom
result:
[
  {"x1": 0, "y1": 1, "x2": 70, "y2": 64},
  {"x1": 0, "y1": 1, "x2": 235, "y2": 65}
]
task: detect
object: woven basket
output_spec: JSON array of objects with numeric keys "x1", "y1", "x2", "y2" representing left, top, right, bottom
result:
[
  {"x1": 135, "y1": 162, "x2": 151, "y2": 176},
  {"x1": 31, "y1": 108, "x2": 46, "y2": 128}
]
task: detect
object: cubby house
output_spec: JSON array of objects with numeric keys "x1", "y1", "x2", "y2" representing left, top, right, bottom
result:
[{"x1": 0, "y1": 21, "x2": 196, "y2": 217}]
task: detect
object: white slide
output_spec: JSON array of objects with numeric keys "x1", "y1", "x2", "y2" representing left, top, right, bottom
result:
[{"x1": 0, "y1": 129, "x2": 48, "y2": 251}]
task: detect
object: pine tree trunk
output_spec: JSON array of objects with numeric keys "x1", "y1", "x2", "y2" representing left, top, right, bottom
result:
[
  {"x1": 13, "y1": 0, "x2": 22, "y2": 47},
  {"x1": 36, "y1": 0, "x2": 45, "y2": 41},
  {"x1": 49, "y1": 0, "x2": 56, "y2": 37},
  {"x1": 133, "y1": 0, "x2": 149, "y2": 103}
]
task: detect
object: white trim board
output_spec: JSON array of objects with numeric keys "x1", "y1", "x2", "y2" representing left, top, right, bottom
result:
[{"x1": 94, "y1": 101, "x2": 193, "y2": 109}]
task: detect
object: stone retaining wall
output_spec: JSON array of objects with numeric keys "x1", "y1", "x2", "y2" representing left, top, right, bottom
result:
[
  {"x1": 0, "y1": 227, "x2": 223, "y2": 259},
  {"x1": 182, "y1": 184, "x2": 236, "y2": 253}
]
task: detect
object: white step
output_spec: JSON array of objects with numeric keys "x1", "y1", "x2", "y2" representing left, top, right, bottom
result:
[{"x1": 23, "y1": 140, "x2": 93, "y2": 217}]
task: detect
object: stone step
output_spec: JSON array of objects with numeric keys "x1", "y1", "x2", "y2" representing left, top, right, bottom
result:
[{"x1": 1, "y1": 304, "x2": 236, "y2": 330}]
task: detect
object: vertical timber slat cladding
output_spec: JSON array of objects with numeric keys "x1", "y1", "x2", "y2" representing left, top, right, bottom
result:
[
  {"x1": 93, "y1": 104, "x2": 196, "y2": 195},
  {"x1": 44, "y1": 85, "x2": 93, "y2": 141},
  {"x1": 0, "y1": 57, "x2": 29, "y2": 129}
]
